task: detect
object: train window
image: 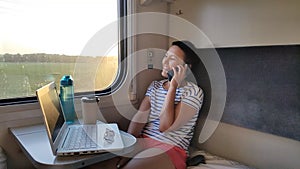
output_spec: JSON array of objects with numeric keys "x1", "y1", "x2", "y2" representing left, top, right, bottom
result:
[{"x1": 0, "y1": 0, "x2": 126, "y2": 104}]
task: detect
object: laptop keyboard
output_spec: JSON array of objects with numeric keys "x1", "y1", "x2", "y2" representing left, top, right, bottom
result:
[{"x1": 64, "y1": 125, "x2": 97, "y2": 150}]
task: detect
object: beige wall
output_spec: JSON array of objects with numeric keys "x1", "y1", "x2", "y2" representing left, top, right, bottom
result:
[
  {"x1": 169, "y1": 0, "x2": 300, "y2": 47},
  {"x1": 136, "y1": 0, "x2": 169, "y2": 50}
]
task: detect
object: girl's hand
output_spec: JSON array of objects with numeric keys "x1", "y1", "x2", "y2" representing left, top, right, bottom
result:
[{"x1": 170, "y1": 64, "x2": 188, "y2": 88}]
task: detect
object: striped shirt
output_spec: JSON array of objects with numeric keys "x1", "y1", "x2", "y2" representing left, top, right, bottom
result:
[{"x1": 142, "y1": 79, "x2": 204, "y2": 152}]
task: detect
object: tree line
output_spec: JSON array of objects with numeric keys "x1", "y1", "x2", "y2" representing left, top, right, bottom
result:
[{"x1": 0, "y1": 53, "x2": 101, "y2": 63}]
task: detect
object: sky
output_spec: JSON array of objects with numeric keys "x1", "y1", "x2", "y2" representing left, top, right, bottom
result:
[{"x1": 0, "y1": 0, "x2": 118, "y2": 56}]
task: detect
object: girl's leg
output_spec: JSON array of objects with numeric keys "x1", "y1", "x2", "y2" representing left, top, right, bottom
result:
[{"x1": 122, "y1": 148, "x2": 175, "y2": 169}]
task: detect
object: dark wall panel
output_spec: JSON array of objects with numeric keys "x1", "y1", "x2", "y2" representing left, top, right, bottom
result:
[{"x1": 216, "y1": 45, "x2": 300, "y2": 141}]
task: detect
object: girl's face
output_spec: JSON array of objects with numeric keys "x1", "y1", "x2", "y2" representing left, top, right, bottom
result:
[{"x1": 161, "y1": 45, "x2": 186, "y2": 78}]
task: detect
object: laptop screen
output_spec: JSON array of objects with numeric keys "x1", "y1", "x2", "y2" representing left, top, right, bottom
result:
[{"x1": 36, "y1": 82, "x2": 64, "y2": 142}]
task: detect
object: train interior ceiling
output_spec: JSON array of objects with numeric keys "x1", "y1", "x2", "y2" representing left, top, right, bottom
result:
[{"x1": 0, "y1": 0, "x2": 300, "y2": 169}]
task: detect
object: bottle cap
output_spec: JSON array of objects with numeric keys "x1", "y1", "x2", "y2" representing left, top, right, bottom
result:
[{"x1": 60, "y1": 75, "x2": 73, "y2": 85}]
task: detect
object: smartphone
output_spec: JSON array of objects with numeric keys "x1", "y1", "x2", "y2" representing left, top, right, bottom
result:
[
  {"x1": 167, "y1": 67, "x2": 179, "y2": 81},
  {"x1": 167, "y1": 69, "x2": 175, "y2": 81},
  {"x1": 167, "y1": 65, "x2": 191, "y2": 81}
]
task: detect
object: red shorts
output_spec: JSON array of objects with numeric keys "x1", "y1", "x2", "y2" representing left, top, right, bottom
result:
[{"x1": 140, "y1": 135, "x2": 187, "y2": 169}]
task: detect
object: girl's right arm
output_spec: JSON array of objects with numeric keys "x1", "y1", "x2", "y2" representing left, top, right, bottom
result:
[{"x1": 127, "y1": 96, "x2": 151, "y2": 137}]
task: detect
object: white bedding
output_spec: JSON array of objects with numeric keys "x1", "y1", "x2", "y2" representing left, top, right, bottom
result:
[{"x1": 187, "y1": 150, "x2": 255, "y2": 169}]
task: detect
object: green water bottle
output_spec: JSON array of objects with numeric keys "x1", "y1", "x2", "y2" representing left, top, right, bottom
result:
[{"x1": 60, "y1": 75, "x2": 75, "y2": 124}]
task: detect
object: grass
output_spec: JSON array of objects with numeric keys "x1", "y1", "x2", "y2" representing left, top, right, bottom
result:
[{"x1": 0, "y1": 57, "x2": 118, "y2": 99}]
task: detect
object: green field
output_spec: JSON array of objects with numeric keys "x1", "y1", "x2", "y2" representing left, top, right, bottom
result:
[{"x1": 0, "y1": 57, "x2": 118, "y2": 99}]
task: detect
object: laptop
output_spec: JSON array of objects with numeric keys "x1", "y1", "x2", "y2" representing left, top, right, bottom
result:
[{"x1": 36, "y1": 81, "x2": 124, "y2": 156}]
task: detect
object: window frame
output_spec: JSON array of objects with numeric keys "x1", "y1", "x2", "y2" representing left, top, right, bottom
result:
[{"x1": 0, "y1": 0, "x2": 127, "y2": 106}]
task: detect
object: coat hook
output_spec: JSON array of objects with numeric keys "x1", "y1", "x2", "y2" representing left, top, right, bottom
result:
[{"x1": 176, "y1": 9, "x2": 183, "y2": 15}]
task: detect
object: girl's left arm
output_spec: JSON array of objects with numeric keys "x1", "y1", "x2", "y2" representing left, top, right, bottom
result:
[
  {"x1": 160, "y1": 87, "x2": 203, "y2": 132},
  {"x1": 165, "y1": 102, "x2": 198, "y2": 132}
]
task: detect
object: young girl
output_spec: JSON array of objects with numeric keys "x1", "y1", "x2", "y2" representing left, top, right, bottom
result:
[{"x1": 122, "y1": 41, "x2": 204, "y2": 169}]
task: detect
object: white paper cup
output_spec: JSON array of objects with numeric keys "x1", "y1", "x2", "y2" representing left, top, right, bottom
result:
[{"x1": 81, "y1": 96, "x2": 100, "y2": 124}]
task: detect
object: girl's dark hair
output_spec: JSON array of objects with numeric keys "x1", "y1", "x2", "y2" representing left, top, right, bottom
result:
[{"x1": 171, "y1": 41, "x2": 200, "y2": 68}]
